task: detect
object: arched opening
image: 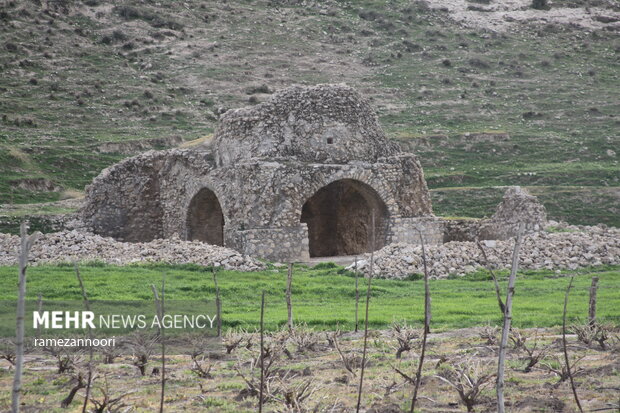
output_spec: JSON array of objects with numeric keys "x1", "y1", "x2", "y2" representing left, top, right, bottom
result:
[
  {"x1": 301, "y1": 179, "x2": 389, "y2": 257},
  {"x1": 187, "y1": 188, "x2": 224, "y2": 246}
]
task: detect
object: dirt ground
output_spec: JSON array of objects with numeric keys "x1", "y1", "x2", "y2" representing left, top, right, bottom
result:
[
  {"x1": 423, "y1": 0, "x2": 620, "y2": 32},
  {"x1": 1, "y1": 326, "x2": 618, "y2": 412}
]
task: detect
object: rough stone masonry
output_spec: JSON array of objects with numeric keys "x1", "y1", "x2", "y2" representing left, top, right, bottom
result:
[
  {"x1": 82, "y1": 84, "x2": 546, "y2": 262},
  {"x1": 83, "y1": 84, "x2": 447, "y2": 262}
]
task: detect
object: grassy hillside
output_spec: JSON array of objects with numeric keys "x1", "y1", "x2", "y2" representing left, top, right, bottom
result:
[{"x1": 0, "y1": 0, "x2": 618, "y2": 225}]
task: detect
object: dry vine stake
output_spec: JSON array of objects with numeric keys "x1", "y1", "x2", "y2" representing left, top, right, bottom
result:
[
  {"x1": 259, "y1": 290, "x2": 266, "y2": 413},
  {"x1": 409, "y1": 229, "x2": 431, "y2": 413},
  {"x1": 563, "y1": 276, "x2": 584, "y2": 413},
  {"x1": 150, "y1": 275, "x2": 166, "y2": 413},
  {"x1": 356, "y1": 211, "x2": 375, "y2": 413},
  {"x1": 588, "y1": 276, "x2": 599, "y2": 327},
  {"x1": 477, "y1": 241, "x2": 506, "y2": 314},
  {"x1": 75, "y1": 264, "x2": 93, "y2": 413},
  {"x1": 286, "y1": 262, "x2": 294, "y2": 332},
  {"x1": 35, "y1": 293, "x2": 42, "y2": 341},
  {"x1": 12, "y1": 222, "x2": 38, "y2": 413},
  {"x1": 497, "y1": 223, "x2": 524, "y2": 413},
  {"x1": 354, "y1": 256, "x2": 359, "y2": 333},
  {"x1": 160, "y1": 276, "x2": 166, "y2": 413},
  {"x1": 212, "y1": 267, "x2": 222, "y2": 337}
]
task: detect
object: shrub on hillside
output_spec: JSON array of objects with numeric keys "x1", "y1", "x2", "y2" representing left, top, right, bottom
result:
[
  {"x1": 532, "y1": 0, "x2": 550, "y2": 10},
  {"x1": 113, "y1": 5, "x2": 183, "y2": 31}
]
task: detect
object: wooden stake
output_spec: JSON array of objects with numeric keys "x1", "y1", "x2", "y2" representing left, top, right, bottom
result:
[
  {"x1": 259, "y1": 291, "x2": 265, "y2": 413},
  {"x1": 212, "y1": 267, "x2": 222, "y2": 337},
  {"x1": 588, "y1": 276, "x2": 599, "y2": 327},
  {"x1": 410, "y1": 229, "x2": 431, "y2": 413},
  {"x1": 356, "y1": 211, "x2": 375, "y2": 413},
  {"x1": 12, "y1": 222, "x2": 38, "y2": 413},
  {"x1": 497, "y1": 223, "x2": 524, "y2": 413},
  {"x1": 151, "y1": 275, "x2": 166, "y2": 413},
  {"x1": 160, "y1": 275, "x2": 165, "y2": 413},
  {"x1": 286, "y1": 263, "x2": 293, "y2": 332},
  {"x1": 75, "y1": 264, "x2": 93, "y2": 413},
  {"x1": 354, "y1": 256, "x2": 359, "y2": 333},
  {"x1": 563, "y1": 276, "x2": 584, "y2": 413},
  {"x1": 35, "y1": 293, "x2": 42, "y2": 341}
]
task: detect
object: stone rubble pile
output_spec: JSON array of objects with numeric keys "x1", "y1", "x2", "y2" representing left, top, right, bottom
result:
[
  {"x1": 349, "y1": 224, "x2": 620, "y2": 279},
  {"x1": 0, "y1": 230, "x2": 265, "y2": 271}
]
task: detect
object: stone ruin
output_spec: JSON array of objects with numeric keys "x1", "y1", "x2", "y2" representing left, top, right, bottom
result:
[
  {"x1": 82, "y1": 84, "x2": 546, "y2": 262},
  {"x1": 83, "y1": 84, "x2": 444, "y2": 262},
  {"x1": 478, "y1": 186, "x2": 547, "y2": 240},
  {"x1": 444, "y1": 185, "x2": 548, "y2": 243}
]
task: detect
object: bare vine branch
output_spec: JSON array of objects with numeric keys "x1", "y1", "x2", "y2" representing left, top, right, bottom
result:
[
  {"x1": 563, "y1": 276, "x2": 584, "y2": 413},
  {"x1": 410, "y1": 228, "x2": 431, "y2": 413}
]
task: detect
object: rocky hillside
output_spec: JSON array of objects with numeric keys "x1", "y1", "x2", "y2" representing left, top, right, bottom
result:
[{"x1": 0, "y1": 0, "x2": 618, "y2": 229}]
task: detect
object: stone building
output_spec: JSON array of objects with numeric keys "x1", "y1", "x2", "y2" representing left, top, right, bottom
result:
[
  {"x1": 83, "y1": 85, "x2": 548, "y2": 262},
  {"x1": 83, "y1": 84, "x2": 445, "y2": 261},
  {"x1": 83, "y1": 85, "x2": 450, "y2": 261}
]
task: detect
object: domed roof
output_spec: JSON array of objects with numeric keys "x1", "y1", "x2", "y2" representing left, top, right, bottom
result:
[{"x1": 210, "y1": 84, "x2": 401, "y2": 166}]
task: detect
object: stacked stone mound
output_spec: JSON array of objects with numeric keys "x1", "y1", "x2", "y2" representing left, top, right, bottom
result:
[
  {"x1": 479, "y1": 186, "x2": 547, "y2": 240},
  {"x1": 0, "y1": 230, "x2": 264, "y2": 271},
  {"x1": 349, "y1": 225, "x2": 620, "y2": 279}
]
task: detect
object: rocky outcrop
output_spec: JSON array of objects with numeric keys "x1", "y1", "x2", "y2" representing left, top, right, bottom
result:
[
  {"x1": 95, "y1": 135, "x2": 184, "y2": 155},
  {"x1": 10, "y1": 178, "x2": 62, "y2": 192}
]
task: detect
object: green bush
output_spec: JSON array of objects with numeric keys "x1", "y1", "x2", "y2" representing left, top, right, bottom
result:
[
  {"x1": 313, "y1": 262, "x2": 338, "y2": 270},
  {"x1": 532, "y1": 0, "x2": 550, "y2": 10}
]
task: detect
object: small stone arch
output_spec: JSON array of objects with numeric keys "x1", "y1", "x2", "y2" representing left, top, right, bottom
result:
[
  {"x1": 300, "y1": 179, "x2": 389, "y2": 257},
  {"x1": 186, "y1": 187, "x2": 225, "y2": 246}
]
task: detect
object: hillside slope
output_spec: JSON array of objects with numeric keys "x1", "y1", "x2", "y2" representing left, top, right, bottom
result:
[{"x1": 0, "y1": 0, "x2": 618, "y2": 227}]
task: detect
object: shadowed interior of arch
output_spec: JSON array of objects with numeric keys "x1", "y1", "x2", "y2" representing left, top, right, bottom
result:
[
  {"x1": 301, "y1": 179, "x2": 389, "y2": 257},
  {"x1": 187, "y1": 188, "x2": 224, "y2": 246}
]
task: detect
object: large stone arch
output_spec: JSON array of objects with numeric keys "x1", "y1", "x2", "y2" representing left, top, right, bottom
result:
[
  {"x1": 293, "y1": 169, "x2": 399, "y2": 222},
  {"x1": 186, "y1": 187, "x2": 225, "y2": 246},
  {"x1": 300, "y1": 178, "x2": 389, "y2": 257}
]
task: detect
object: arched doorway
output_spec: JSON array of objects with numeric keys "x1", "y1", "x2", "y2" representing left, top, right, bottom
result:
[
  {"x1": 301, "y1": 179, "x2": 389, "y2": 257},
  {"x1": 187, "y1": 188, "x2": 225, "y2": 246}
]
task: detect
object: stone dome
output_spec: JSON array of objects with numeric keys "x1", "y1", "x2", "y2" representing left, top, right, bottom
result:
[{"x1": 211, "y1": 84, "x2": 401, "y2": 166}]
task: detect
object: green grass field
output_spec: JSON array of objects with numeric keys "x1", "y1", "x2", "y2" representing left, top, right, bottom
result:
[{"x1": 1, "y1": 263, "x2": 618, "y2": 331}]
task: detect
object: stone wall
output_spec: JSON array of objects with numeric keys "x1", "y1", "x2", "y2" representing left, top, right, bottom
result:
[
  {"x1": 82, "y1": 151, "x2": 167, "y2": 242},
  {"x1": 389, "y1": 216, "x2": 444, "y2": 245},
  {"x1": 226, "y1": 226, "x2": 310, "y2": 262},
  {"x1": 400, "y1": 132, "x2": 511, "y2": 151},
  {"x1": 443, "y1": 219, "x2": 480, "y2": 242}
]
